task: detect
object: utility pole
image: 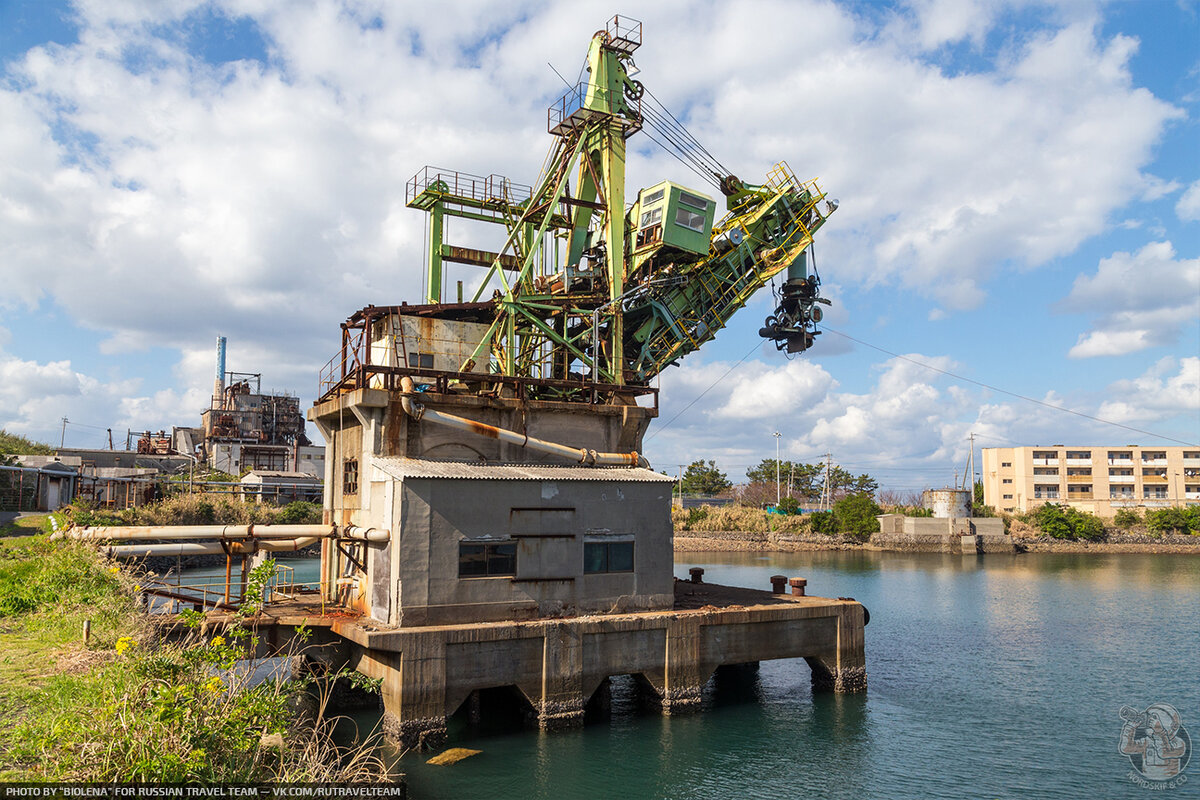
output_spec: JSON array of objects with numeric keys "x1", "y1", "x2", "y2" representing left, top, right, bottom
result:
[
  {"x1": 677, "y1": 464, "x2": 685, "y2": 507},
  {"x1": 820, "y1": 452, "x2": 833, "y2": 511},
  {"x1": 107, "y1": 428, "x2": 114, "y2": 450},
  {"x1": 773, "y1": 431, "x2": 782, "y2": 506},
  {"x1": 60, "y1": 417, "x2": 68, "y2": 448}
]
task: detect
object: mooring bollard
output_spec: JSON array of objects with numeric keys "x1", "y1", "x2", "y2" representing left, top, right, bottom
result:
[
  {"x1": 770, "y1": 575, "x2": 788, "y2": 594},
  {"x1": 789, "y1": 577, "x2": 807, "y2": 597},
  {"x1": 689, "y1": 567, "x2": 705, "y2": 584}
]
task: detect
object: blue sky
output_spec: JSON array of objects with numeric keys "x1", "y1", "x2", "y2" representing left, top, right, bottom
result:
[{"x1": 0, "y1": 0, "x2": 1197, "y2": 492}]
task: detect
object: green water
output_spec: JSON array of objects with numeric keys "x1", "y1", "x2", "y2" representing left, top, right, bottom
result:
[{"x1": 382, "y1": 550, "x2": 1200, "y2": 799}]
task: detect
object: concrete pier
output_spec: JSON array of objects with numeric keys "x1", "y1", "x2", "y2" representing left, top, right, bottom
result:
[{"x1": 329, "y1": 580, "x2": 866, "y2": 749}]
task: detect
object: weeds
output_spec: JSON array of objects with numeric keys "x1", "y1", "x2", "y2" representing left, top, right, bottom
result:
[
  {"x1": 65, "y1": 497, "x2": 323, "y2": 528},
  {"x1": 0, "y1": 535, "x2": 390, "y2": 783}
]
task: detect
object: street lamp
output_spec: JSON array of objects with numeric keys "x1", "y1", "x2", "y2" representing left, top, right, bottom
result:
[{"x1": 773, "y1": 431, "x2": 782, "y2": 507}]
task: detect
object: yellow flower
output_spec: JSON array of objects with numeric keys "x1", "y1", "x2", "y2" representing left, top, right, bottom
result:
[
  {"x1": 114, "y1": 636, "x2": 136, "y2": 655},
  {"x1": 204, "y1": 676, "x2": 224, "y2": 693},
  {"x1": 108, "y1": 566, "x2": 120, "y2": 574},
  {"x1": 210, "y1": 635, "x2": 226, "y2": 647},
  {"x1": 133, "y1": 584, "x2": 141, "y2": 593}
]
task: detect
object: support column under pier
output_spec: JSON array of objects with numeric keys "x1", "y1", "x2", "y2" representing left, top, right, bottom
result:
[
  {"x1": 353, "y1": 638, "x2": 449, "y2": 751},
  {"x1": 804, "y1": 603, "x2": 868, "y2": 693},
  {"x1": 519, "y1": 622, "x2": 586, "y2": 731},
  {"x1": 642, "y1": 616, "x2": 710, "y2": 715}
]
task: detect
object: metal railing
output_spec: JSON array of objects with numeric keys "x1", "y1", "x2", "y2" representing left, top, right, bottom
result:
[{"x1": 406, "y1": 166, "x2": 532, "y2": 208}]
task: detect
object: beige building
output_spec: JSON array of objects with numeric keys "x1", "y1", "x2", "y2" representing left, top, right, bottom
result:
[{"x1": 982, "y1": 446, "x2": 1200, "y2": 516}]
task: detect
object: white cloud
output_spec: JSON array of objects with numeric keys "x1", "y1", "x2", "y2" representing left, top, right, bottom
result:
[
  {"x1": 1177, "y1": 179, "x2": 1200, "y2": 222},
  {"x1": 1097, "y1": 357, "x2": 1200, "y2": 425},
  {"x1": 1063, "y1": 241, "x2": 1200, "y2": 358}
]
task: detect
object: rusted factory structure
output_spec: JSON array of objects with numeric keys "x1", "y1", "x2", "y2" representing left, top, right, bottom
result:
[{"x1": 69, "y1": 16, "x2": 866, "y2": 751}]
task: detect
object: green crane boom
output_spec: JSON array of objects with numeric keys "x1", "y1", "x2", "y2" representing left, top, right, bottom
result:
[{"x1": 332, "y1": 15, "x2": 836, "y2": 405}]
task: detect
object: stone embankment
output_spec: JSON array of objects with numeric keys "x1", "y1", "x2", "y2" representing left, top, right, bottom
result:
[
  {"x1": 676, "y1": 528, "x2": 1200, "y2": 555},
  {"x1": 674, "y1": 529, "x2": 862, "y2": 552}
]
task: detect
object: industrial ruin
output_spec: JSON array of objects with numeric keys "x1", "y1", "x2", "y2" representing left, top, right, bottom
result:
[{"x1": 68, "y1": 16, "x2": 866, "y2": 750}]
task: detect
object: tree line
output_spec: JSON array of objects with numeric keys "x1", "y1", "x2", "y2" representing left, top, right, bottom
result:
[{"x1": 677, "y1": 458, "x2": 879, "y2": 503}]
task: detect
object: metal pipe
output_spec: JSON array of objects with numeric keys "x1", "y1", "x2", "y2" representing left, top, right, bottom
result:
[
  {"x1": 69, "y1": 524, "x2": 388, "y2": 543},
  {"x1": 105, "y1": 536, "x2": 323, "y2": 558},
  {"x1": 399, "y1": 376, "x2": 648, "y2": 467}
]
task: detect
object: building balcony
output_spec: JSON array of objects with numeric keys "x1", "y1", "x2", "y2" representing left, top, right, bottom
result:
[
  {"x1": 1032, "y1": 458, "x2": 1060, "y2": 466},
  {"x1": 1066, "y1": 492, "x2": 1094, "y2": 500},
  {"x1": 1107, "y1": 475, "x2": 1135, "y2": 483},
  {"x1": 1187, "y1": 491, "x2": 1200, "y2": 500},
  {"x1": 1141, "y1": 474, "x2": 1168, "y2": 483},
  {"x1": 1065, "y1": 458, "x2": 1092, "y2": 466},
  {"x1": 1066, "y1": 475, "x2": 1093, "y2": 483},
  {"x1": 1141, "y1": 458, "x2": 1168, "y2": 466}
]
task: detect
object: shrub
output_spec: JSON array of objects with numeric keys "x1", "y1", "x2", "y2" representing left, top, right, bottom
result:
[
  {"x1": 1029, "y1": 504, "x2": 1105, "y2": 541},
  {"x1": 274, "y1": 501, "x2": 322, "y2": 525},
  {"x1": 776, "y1": 496, "x2": 800, "y2": 515},
  {"x1": 832, "y1": 493, "x2": 882, "y2": 541},
  {"x1": 808, "y1": 511, "x2": 837, "y2": 535},
  {"x1": 1112, "y1": 509, "x2": 1141, "y2": 529},
  {"x1": 1146, "y1": 507, "x2": 1190, "y2": 535}
]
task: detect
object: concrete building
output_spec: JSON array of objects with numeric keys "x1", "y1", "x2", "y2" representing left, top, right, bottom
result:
[
  {"x1": 305, "y1": 356, "x2": 867, "y2": 747},
  {"x1": 199, "y1": 337, "x2": 324, "y2": 478},
  {"x1": 240, "y1": 470, "x2": 323, "y2": 504},
  {"x1": 982, "y1": 446, "x2": 1200, "y2": 516}
]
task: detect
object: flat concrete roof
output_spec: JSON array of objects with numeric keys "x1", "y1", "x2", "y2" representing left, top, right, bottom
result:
[{"x1": 373, "y1": 457, "x2": 675, "y2": 483}]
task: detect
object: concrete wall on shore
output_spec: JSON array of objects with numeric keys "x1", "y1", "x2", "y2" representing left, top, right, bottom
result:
[{"x1": 873, "y1": 514, "x2": 1013, "y2": 553}]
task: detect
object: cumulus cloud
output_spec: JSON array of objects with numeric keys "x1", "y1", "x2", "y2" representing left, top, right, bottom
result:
[
  {"x1": 1177, "y1": 179, "x2": 1200, "y2": 222},
  {"x1": 0, "y1": 0, "x2": 1192, "y2": 459},
  {"x1": 1062, "y1": 241, "x2": 1200, "y2": 358},
  {"x1": 1097, "y1": 357, "x2": 1200, "y2": 425}
]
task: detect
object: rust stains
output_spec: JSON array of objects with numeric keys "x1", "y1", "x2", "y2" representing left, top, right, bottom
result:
[{"x1": 465, "y1": 419, "x2": 502, "y2": 439}]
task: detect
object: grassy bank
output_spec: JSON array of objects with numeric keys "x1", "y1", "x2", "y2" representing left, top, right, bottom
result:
[
  {"x1": 0, "y1": 534, "x2": 387, "y2": 781},
  {"x1": 67, "y1": 496, "x2": 323, "y2": 528}
]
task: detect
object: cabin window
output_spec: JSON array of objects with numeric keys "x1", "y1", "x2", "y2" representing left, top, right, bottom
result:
[
  {"x1": 459, "y1": 541, "x2": 517, "y2": 577},
  {"x1": 407, "y1": 352, "x2": 435, "y2": 369},
  {"x1": 342, "y1": 458, "x2": 358, "y2": 495},
  {"x1": 642, "y1": 188, "x2": 665, "y2": 206},
  {"x1": 678, "y1": 191, "x2": 710, "y2": 210},
  {"x1": 584, "y1": 540, "x2": 634, "y2": 573},
  {"x1": 674, "y1": 207, "x2": 705, "y2": 232},
  {"x1": 639, "y1": 206, "x2": 662, "y2": 228}
]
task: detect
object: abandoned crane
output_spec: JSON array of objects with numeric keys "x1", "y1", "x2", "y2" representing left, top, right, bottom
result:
[{"x1": 319, "y1": 15, "x2": 836, "y2": 408}]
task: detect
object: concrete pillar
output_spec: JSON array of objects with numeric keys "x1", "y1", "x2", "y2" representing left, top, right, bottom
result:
[
  {"x1": 644, "y1": 616, "x2": 706, "y2": 715},
  {"x1": 805, "y1": 603, "x2": 867, "y2": 694},
  {"x1": 525, "y1": 623, "x2": 585, "y2": 731},
  {"x1": 355, "y1": 637, "x2": 448, "y2": 751}
]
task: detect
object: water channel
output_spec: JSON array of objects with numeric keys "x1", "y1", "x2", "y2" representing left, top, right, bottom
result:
[{"x1": 185, "y1": 550, "x2": 1200, "y2": 798}]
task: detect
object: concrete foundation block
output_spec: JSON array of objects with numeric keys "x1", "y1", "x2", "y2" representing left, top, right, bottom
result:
[{"x1": 382, "y1": 711, "x2": 447, "y2": 751}]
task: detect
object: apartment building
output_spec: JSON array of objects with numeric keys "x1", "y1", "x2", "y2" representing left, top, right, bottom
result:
[{"x1": 982, "y1": 446, "x2": 1200, "y2": 516}]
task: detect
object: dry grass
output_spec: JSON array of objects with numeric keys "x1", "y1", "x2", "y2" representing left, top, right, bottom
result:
[{"x1": 672, "y1": 505, "x2": 816, "y2": 534}]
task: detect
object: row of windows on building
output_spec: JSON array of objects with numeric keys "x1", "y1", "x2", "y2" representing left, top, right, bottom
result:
[
  {"x1": 458, "y1": 540, "x2": 634, "y2": 578},
  {"x1": 1020, "y1": 486, "x2": 1178, "y2": 500},
  {"x1": 1002, "y1": 452, "x2": 1200, "y2": 466},
  {"x1": 1002, "y1": 468, "x2": 1196, "y2": 480}
]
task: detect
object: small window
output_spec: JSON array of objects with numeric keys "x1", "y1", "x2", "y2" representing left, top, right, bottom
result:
[
  {"x1": 674, "y1": 207, "x2": 705, "y2": 232},
  {"x1": 678, "y1": 191, "x2": 710, "y2": 210},
  {"x1": 1002, "y1": 478, "x2": 1012, "y2": 484},
  {"x1": 1001, "y1": 462, "x2": 1012, "y2": 468},
  {"x1": 642, "y1": 188, "x2": 664, "y2": 206},
  {"x1": 1003, "y1": 494, "x2": 1013, "y2": 500},
  {"x1": 407, "y1": 352, "x2": 435, "y2": 369},
  {"x1": 459, "y1": 542, "x2": 517, "y2": 577},
  {"x1": 342, "y1": 457, "x2": 358, "y2": 495},
  {"x1": 639, "y1": 207, "x2": 662, "y2": 228},
  {"x1": 584, "y1": 540, "x2": 634, "y2": 573}
]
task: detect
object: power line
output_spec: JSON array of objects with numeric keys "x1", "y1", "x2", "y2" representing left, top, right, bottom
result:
[
  {"x1": 822, "y1": 327, "x2": 1200, "y2": 447},
  {"x1": 646, "y1": 340, "x2": 763, "y2": 441}
]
